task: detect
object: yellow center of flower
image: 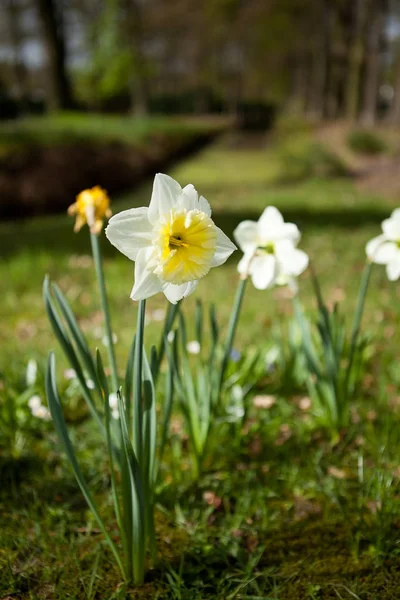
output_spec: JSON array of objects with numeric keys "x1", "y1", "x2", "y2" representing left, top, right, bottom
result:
[{"x1": 154, "y1": 209, "x2": 217, "y2": 284}]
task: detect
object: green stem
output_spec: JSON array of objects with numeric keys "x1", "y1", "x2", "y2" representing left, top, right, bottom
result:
[
  {"x1": 133, "y1": 299, "x2": 146, "y2": 465},
  {"x1": 218, "y1": 277, "x2": 248, "y2": 395},
  {"x1": 344, "y1": 261, "x2": 373, "y2": 405},
  {"x1": 90, "y1": 232, "x2": 119, "y2": 395},
  {"x1": 153, "y1": 301, "x2": 180, "y2": 383}
]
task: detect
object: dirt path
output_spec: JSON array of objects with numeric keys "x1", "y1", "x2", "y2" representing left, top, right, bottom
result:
[{"x1": 316, "y1": 122, "x2": 400, "y2": 201}]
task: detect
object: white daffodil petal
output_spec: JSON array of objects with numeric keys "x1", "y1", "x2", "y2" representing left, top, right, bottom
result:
[
  {"x1": 382, "y1": 211, "x2": 400, "y2": 241},
  {"x1": 148, "y1": 173, "x2": 182, "y2": 224},
  {"x1": 180, "y1": 184, "x2": 199, "y2": 211},
  {"x1": 275, "y1": 240, "x2": 309, "y2": 276},
  {"x1": 163, "y1": 281, "x2": 198, "y2": 303},
  {"x1": 257, "y1": 206, "x2": 284, "y2": 238},
  {"x1": 130, "y1": 248, "x2": 163, "y2": 300},
  {"x1": 366, "y1": 235, "x2": 396, "y2": 264},
  {"x1": 280, "y1": 222, "x2": 301, "y2": 244},
  {"x1": 105, "y1": 207, "x2": 153, "y2": 260},
  {"x1": 257, "y1": 206, "x2": 300, "y2": 244},
  {"x1": 387, "y1": 258, "x2": 400, "y2": 281},
  {"x1": 237, "y1": 251, "x2": 254, "y2": 276},
  {"x1": 233, "y1": 220, "x2": 258, "y2": 253},
  {"x1": 198, "y1": 195, "x2": 212, "y2": 216},
  {"x1": 210, "y1": 227, "x2": 237, "y2": 267},
  {"x1": 249, "y1": 254, "x2": 277, "y2": 289}
]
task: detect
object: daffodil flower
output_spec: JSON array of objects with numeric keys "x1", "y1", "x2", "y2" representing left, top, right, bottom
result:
[
  {"x1": 105, "y1": 173, "x2": 236, "y2": 303},
  {"x1": 68, "y1": 186, "x2": 112, "y2": 234},
  {"x1": 233, "y1": 206, "x2": 308, "y2": 290},
  {"x1": 366, "y1": 208, "x2": 400, "y2": 280}
]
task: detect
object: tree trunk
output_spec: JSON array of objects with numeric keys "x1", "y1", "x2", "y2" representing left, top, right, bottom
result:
[
  {"x1": 344, "y1": 0, "x2": 366, "y2": 121},
  {"x1": 306, "y1": 0, "x2": 330, "y2": 120},
  {"x1": 123, "y1": 0, "x2": 150, "y2": 116},
  {"x1": 322, "y1": 1, "x2": 336, "y2": 119},
  {"x1": 36, "y1": 0, "x2": 74, "y2": 111},
  {"x1": 6, "y1": 0, "x2": 30, "y2": 109},
  {"x1": 360, "y1": 0, "x2": 387, "y2": 126},
  {"x1": 288, "y1": 47, "x2": 308, "y2": 114},
  {"x1": 388, "y1": 54, "x2": 400, "y2": 124}
]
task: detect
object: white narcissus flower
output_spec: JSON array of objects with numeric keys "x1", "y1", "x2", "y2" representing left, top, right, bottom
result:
[
  {"x1": 366, "y1": 209, "x2": 400, "y2": 281},
  {"x1": 233, "y1": 206, "x2": 309, "y2": 290},
  {"x1": 106, "y1": 173, "x2": 237, "y2": 303}
]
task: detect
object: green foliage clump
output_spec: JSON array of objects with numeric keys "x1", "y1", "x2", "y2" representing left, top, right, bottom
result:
[
  {"x1": 277, "y1": 139, "x2": 349, "y2": 182},
  {"x1": 347, "y1": 129, "x2": 388, "y2": 155},
  {"x1": 274, "y1": 112, "x2": 314, "y2": 137}
]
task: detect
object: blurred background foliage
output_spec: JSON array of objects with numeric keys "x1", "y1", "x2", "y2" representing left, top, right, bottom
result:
[{"x1": 0, "y1": 0, "x2": 399, "y2": 124}]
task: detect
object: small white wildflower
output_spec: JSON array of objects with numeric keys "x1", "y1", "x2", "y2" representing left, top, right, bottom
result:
[
  {"x1": 86, "y1": 379, "x2": 95, "y2": 390},
  {"x1": 102, "y1": 333, "x2": 118, "y2": 347},
  {"x1": 186, "y1": 340, "x2": 201, "y2": 355},
  {"x1": 226, "y1": 386, "x2": 245, "y2": 421},
  {"x1": 151, "y1": 308, "x2": 166, "y2": 322},
  {"x1": 28, "y1": 395, "x2": 42, "y2": 411},
  {"x1": 26, "y1": 359, "x2": 38, "y2": 386},
  {"x1": 64, "y1": 368, "x2": 76, "y2": 380},
  {"x1": 109, "y1": 393, "x2": 118, "y2": 410},
  {"x1": 265, "y1": 346, "x2": 280, "y2": 370},
  {"x1": 231, "y1": 384, "x2": 244, "y2": 401},
  {"x1": 167, "y1": 330, "x2": 175, "y2": 343},
  {"x1": 32, "y1": 404, "x2": 51, "y2": 421},
  {"x1": 112, "y1": 408, "x2": 120, "y2": 420}
]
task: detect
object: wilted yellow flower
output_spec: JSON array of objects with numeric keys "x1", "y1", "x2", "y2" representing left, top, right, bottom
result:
[{"x1": 68, "y1": 186, "x2": 112, "y2": 234}]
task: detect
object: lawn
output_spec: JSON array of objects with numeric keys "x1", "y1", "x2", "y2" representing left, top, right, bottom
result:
[{"x1": 1, "y1": 123, "x2": 400, "y2": 599}]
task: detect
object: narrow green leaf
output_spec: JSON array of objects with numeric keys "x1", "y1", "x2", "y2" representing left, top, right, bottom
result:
[
  {"x1": 153, "y1": 301, "x2": 180, "y2": 382},
  {"x1": 45, "y1": 353, "x2": 125, "y2": 579},
  {"x1": 43, "y1": 277, "x2": 104, "y2": 435},
  {"x1": 95, "y1": 350, "x2": 126, "y2": 562},
  {"x1": 195, "y1": 299, "x2": 203, "y2": 346},
  {"x1": 133, "y1": 300, "x2": 146, "y2": 465},
  {"x1": 124, "y1": 335, "x2": 135, "y2": 435},
  {"x1": 117, "y1": 391, "x2": 146, "y2": 585},
  {"x1": 157, "y1": 350, "x2": 174, "y2": 474},
  {"x1": 142, "y1": 347, "x2": 157, "y2": 487}
]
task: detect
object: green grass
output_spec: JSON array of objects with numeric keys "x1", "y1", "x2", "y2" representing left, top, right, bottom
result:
[
  {"x1": 2, "y1": 128, "x2": 400, "y2": 598},
  {"x1": 0, "y1": 111, "x2": 227, "y2": 156}
]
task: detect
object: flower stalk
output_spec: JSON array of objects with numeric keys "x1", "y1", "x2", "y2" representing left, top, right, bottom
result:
[
  {"x1": 90, "y1": 231, "x2": 119, "y2": 395},
  {"x1": 218, "y1": 277, "x2": 248, "y2": 395}
]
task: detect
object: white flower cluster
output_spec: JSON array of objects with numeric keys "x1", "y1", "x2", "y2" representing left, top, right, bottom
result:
[{"x1": 28, "y1": 395, "x2": 51, "y2": 421}]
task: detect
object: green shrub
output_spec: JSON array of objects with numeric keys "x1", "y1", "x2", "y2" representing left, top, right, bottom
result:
[
  {"x1": 347, "y1": 129, "x2": 388, "y2": 155},
  {"x1": 274, "y1": 113, "x2": 313, "y2": 137},
  {"x1": 277, "y1": 140, "x2": 349, "y2": 182}
]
